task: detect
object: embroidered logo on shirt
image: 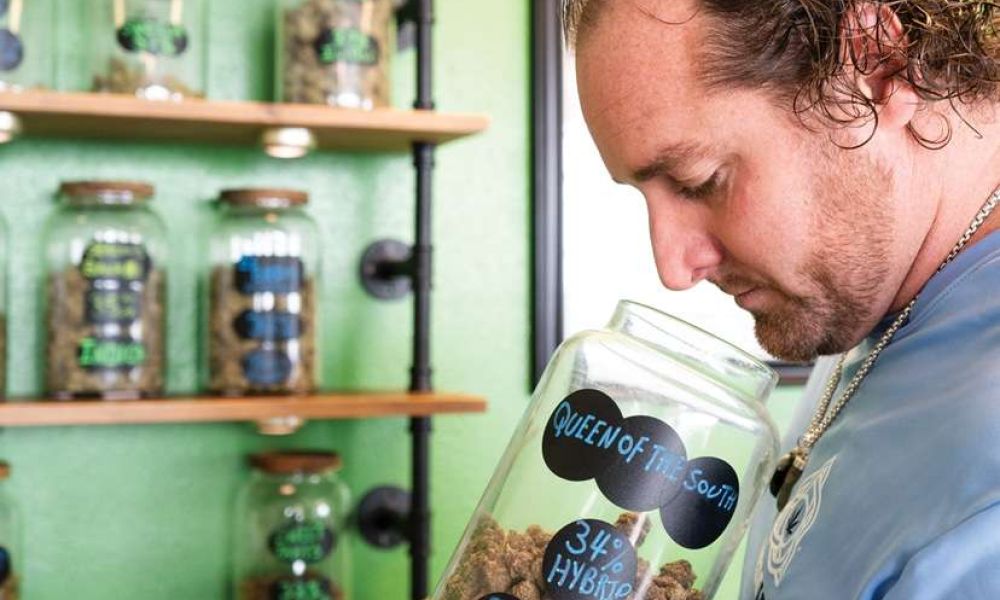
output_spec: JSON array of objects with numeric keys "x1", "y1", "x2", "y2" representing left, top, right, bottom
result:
[{"x1": 759, "y1": 456, "x2": 837, "y2": 589}]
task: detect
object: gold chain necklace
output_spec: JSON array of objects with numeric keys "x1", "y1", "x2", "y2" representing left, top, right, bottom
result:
[{"x1": 770, "y1": 185, "x2": 1000, "y2": 511}]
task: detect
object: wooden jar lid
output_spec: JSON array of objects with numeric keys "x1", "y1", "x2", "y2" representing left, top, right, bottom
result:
[
  {"x1": 249, "y1": 451, "x2": 341, "y2": 475},
  {"x1": 219, "y1": 188, "x2": 308, "y2": 208},
  {"x1": 60, "y1": 180, "x2": 155, "y2": 202}
]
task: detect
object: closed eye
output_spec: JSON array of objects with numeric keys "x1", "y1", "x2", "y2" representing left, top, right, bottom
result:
[{"x1": 675, "y1": 171, "x2": 721, "y2": 201}]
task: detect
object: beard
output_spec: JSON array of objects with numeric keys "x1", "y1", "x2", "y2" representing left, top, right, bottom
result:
[{"x1": 738, "y1": 143, "x2": 894, "y2": 362}]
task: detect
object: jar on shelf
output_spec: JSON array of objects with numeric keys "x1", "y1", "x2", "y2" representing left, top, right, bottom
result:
[
  {"x1": 43, "y1": 181, "x2": 167, "y2": 400},
  {"x1": 0, "y1": 462, "x2": 22, "y2": 599},
  {"x1": 206, "y1": 189, "x2": 319, "y2": 396},
  {"x1": 234, "y1": 451, "x2": 351, "y2": 600},
  {"x1": 433, "y1": 301, "x2": 780, "y2": 600},
  {"x1": 277, "y1": 0, "x2": 392, "y2": 108},
  {"x1": 0, "y1": 0, "x2": 54, "y2": 91},
  {"x1": 89, "y1": 0, "x2": 206, "y2": 100},
  {"x1": 0, "y1": 213, "x2": 7, "y2": 398}
]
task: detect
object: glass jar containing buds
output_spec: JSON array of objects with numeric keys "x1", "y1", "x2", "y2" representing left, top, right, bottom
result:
[
  {"x1": 43, "y1": 181, "x2": 167, "y2": 400},
  {"x1": 206, "y1": 189, "x2": 320, "y2": 396},
  {"x1": 434, "y1": 301, "x2": 780, "y2": 599},
  {"x1": 0, "y1": 0, "x2": 54, "y2": 91},
  {"x1": 89, "y1": 0, "x2": 206, "y2": 100},
  {"x1": 277, "y1": 0, "x2": 392, "y2": 108},
  {"x1": 234, "y1": 451, "x2": 351, "y2": 600}
]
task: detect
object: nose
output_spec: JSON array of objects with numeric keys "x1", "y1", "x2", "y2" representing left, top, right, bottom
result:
[{"x1": 646, "y1": 195, "x2": 723, "y2": 291}]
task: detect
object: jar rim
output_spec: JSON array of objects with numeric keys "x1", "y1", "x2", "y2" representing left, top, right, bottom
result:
[
  {"x1": 249, "y1": 451, "x2": 341, "y2": 475},
  {"x1": 59, "y1": 180, "x2": 154, "y2": 205},
  {"x1": 608, "y1": 299, "x2": 778, "y2": 403},
  {"x1": 219, "y1": 188, "x2": 309, "y2": 209}
]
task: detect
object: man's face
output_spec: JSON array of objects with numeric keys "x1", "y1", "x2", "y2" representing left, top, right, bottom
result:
[{"x1": 575, "y1": 0, "x2": 915, "y2": 361}]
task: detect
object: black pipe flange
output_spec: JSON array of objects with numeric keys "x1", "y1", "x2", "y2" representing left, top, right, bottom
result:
[{"x1": 358, "y1": 485, "x2": 412, "y2": 549}]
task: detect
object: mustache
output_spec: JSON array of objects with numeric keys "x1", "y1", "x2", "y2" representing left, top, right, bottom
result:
[{"x1": 708, "y1": 273, "x2": 770, "y2": 297}]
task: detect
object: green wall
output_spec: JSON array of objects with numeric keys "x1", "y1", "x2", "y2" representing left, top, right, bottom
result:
[{"x1": 0, "y1": 0, "x2": 530, "y2": 598}]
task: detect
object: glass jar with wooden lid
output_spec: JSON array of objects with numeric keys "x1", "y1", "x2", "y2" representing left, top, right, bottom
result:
[
  {"x1": 205, "y1": 188, "x2": 320, "y2": 396},
  {"x1": 43, "y1": 180, "x2": 167, "y2": 400},
  {"x1": 276, "y1": 0, "x2": 392, "y2": 108},
  {"x1": 234, "y1": 451, "x2": 351, "y2": 600},
  {"x1": 88, "y1": 0, "x2": 207, "y2": 100},
  {"x1": 0, "y1": 0, "x2": 54, "y2": 91}
]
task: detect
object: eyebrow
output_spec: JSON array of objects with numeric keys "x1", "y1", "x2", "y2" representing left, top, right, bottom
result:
[{"x1": 624, "y1": 141, "x2": 716, "y2": 185}]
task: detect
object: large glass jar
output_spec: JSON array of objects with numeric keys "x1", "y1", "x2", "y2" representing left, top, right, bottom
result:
[
  {"x1": 43, "y1": 181, "x2": 167, "y2": 400},
  {"x1": 277, "y1": 0, "x2": 392, "y2": 108},
  {"x1": 0, "y1": 0, "x2": 53, "y2": 91},
  {"x1": 434, "y1": 301, "x2": 780, "y2": 600},
  {"x1": 206, "y1": 189, "x2": 319, "y2": 396},
  {"x1": 234, "y1": 451, "x2": 351, "y2": 600},
  {"x1": 89, "y1": 0, "x2": 206, "y2": 100},
  {"x1": 0, "y1": 462, "x2": 22, "y2": 599}
]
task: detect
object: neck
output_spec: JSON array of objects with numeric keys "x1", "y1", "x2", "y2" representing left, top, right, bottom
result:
[{"x1": 888, "y1": 121, "x2": 1000, "y2": 312}]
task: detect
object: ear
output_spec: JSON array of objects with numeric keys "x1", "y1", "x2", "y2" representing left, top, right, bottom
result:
[{"x1": 839, "y1": 2, "x2": 918, "y2": 134}]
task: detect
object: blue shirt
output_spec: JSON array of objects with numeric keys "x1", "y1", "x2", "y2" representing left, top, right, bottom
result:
[{"x1": 740, "y1": 230, "x2": 1000, "y2": 600}]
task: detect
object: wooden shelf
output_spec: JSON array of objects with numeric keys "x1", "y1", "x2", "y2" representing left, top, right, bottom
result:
[
  {"x1": 0, "y1": 91, "x2": 490, "y2": 152},
  {"x1": 0, "y1": 391, "x2": 486, "y2": 430}
]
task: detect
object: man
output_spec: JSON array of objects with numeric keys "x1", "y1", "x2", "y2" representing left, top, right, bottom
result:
[{"x1": 563, "y1": 1, "x2": 1000, "y2": 598}]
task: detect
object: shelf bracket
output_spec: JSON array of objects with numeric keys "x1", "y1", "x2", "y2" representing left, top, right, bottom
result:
[
  {"x1": 357, "y1": 485, "x2": 413, "y2": 549},
  {"x1": 360, "y1": 238, "x2": 415, "y2": 300}
]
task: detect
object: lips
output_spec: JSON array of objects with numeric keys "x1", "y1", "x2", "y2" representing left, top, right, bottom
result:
[{"x1": 735, "y1": 287, "x2": 762, "y2": 309}]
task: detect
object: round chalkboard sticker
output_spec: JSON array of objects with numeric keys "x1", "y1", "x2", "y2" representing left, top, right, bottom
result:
[
  {"x1": 542, "y1": 389, "x2": 624, "y2": 482},
  {"x1": 0, "y1": 29, "x2": 23, "y2": 72},
  {"x1": 0, "y1": 545, "x2": 9, "y2": 585},
  {"x1": 242, "y1": 348, "x2": 294, "y2": 386},
  {"x1": 542, "y1": 519, "x2": 637, "y2": 600},
  {"x1": 313, "y1": 27, "x2": 380, "y2": 66},
  {"x1": 595, "y1": 414, "x2": 688, "y2": 512},
  {"x1": 116, "y1": 17, "x2": 189, "y2": 56},
  {"x1": 268, "y1": 519, "x2": 336, "y2": 564},
  {"x1": 270, "y1": 576, "x2": 332, "y2": 600},
  {"x1": 660, "y1": 456, "x2": 740, "y2": 549},
  {"x1": 478, "y1": 595, "x2": 520, "y2": 600}
]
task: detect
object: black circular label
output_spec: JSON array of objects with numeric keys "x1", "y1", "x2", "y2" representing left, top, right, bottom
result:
[
  {"x1": 268, "y1": 519, "x2": 336, "y2": 564},
  {"x1": 660, "y1": 456, "x2": 740, "y2": 549},
  {"x1": 242, "y1": 348, "x2": 294, "y2": 386},
  {"x1": 313, "y1": 27, "x2": 380, "y2": 66},
  {"x1": 0, "y1": 28, "x2": 19, "y2": 72},
  {"x1": 116, "y1": 17, "x2": 188, "y2": 56},
  {"x1": 234, "y1": 310, "x2": 303, "y2": 341},
  {"x1": 542, "y1": 389, "x2": 623, "y2": 481},
  {"x1": 270, "y1": 576, "x2": 332, "y2": 600},
  {"x1": 542, "y1": 519, "x2": 637, "y2": 600},
  {"x1": 478, "y1": 595, "x2": 520, "y2": 600},
  {"x1": 595, "y1": 414, "x2": 687, "y2": 511},
  {"x1": 543, "y1": 389, "x2": 688, "y2": 511},
  {"x1": 234, "y1": 255, "x2": 304, "y2": 295},
  {"x1": 542, "y1": 389, "x2": 742, "y2": 550},
  {"x1": 0, "y1": 546, "x2": 9, "y2": 585},
  {"x1": 80, "y1": 241, "x2": 151, "y2": 283}
]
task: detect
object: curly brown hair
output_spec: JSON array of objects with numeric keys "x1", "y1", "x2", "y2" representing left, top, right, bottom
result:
[{"x1": 564, "y1": 1, "x2": 1000, "y2": 147}]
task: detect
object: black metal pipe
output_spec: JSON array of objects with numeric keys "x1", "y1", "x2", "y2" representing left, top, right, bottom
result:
[
  {"x1": 415, "y1": 0, "x2": 435, "y2": 112},
  {"x1": 409, "y1": 415, "x2": 432, "y2": 598},
  {"x1": 531, "y1": 0, "x2": 564, "y2": 386},
  {"x1": 410, "y1": 0, "x2": 436, "y2": 597}
]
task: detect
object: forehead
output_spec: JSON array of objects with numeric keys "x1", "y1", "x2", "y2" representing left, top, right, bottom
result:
[{"x1": 574, "y1": 0, "x2": 727, "y2": 177}]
